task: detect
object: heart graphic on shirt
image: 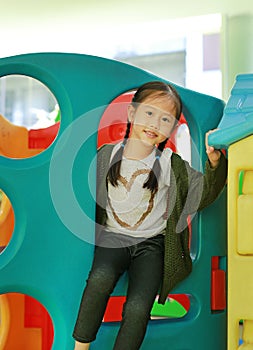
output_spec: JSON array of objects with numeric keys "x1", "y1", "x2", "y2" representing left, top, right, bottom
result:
[{"x1": 107, "y1": 169, "x2": 157, "y2": 230}]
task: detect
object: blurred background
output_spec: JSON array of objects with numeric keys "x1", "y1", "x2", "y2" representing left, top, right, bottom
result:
[{"x1": 0, "y1": 0, "x2": 253, "y2": 99}]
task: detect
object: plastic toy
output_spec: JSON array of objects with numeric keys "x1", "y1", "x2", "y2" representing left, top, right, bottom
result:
[
  {"x1": 209, "y1": 73, "x2": 253, "y2": 349},
  {"x1": 0, "y1": 52, "x2": 227, "y2": 349}
]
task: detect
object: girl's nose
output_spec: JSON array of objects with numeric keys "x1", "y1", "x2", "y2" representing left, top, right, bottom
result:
[{"x1": 149, "y1": 117, "x2": 160, "y2": 130}]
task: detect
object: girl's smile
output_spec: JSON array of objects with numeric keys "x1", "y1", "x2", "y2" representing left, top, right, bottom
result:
[{"x1": 144, "y1": 129, "x2": 158, "y2": 139}]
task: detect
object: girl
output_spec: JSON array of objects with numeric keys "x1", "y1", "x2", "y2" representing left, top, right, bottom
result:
[{"x1": 73, "y1": 81, "x2": 227, "y2": 350}]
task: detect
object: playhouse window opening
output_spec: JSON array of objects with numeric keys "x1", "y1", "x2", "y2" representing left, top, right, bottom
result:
[{"x1": 0, "y1": 74, "x2": 60, "y2": 159}]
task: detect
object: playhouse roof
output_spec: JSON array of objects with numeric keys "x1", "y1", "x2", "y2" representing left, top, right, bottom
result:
[{"x1": 209, "y1": 73, "x2": 253, "y2": 149}]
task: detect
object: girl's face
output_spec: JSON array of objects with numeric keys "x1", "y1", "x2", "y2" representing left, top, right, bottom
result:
[{"x1": 127, "y1": 94, "x2": 177, "y2": 146}]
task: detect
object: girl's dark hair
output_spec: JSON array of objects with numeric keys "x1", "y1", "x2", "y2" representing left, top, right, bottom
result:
[{"x1": 107, "y1": 81, "x2": 183, "y2": 193}]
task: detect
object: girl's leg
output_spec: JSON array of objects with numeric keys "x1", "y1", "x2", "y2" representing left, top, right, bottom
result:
[
  {"x1": 74, "y1": 341, "x2": 90, "y2": 350},
  {"x1": 73, "y1": 242, "x2": 130, "y2": 344},
  {"x1": 113, "y1": 235, "x2": 164, "y2": 350}
]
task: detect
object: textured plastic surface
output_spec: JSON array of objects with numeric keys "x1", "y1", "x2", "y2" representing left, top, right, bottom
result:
[{"x1": 209, "y1": 74, "x2": 253, "y2": 149}]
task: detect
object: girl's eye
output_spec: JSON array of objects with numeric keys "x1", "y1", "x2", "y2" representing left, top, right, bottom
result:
[
  {"x1": 162, "y1": 117, "x2": 171, "y2": 123},
  {"x1": 146, "y1": 111, "x2": 153, "y2": 117}
]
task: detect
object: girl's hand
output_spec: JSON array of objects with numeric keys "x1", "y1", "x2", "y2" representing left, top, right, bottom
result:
[{"x1": 205, "y1": 129, "x2": 221, "y2": 168}]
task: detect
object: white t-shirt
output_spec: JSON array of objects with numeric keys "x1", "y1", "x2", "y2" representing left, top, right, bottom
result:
[{"x1": 105, "y1": 143, "x2": 172, "y2": 238}]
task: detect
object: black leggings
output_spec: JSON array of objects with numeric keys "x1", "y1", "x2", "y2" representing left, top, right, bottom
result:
[{"x1": 73, "y1": 232, "x2": 164, "y2": 350}]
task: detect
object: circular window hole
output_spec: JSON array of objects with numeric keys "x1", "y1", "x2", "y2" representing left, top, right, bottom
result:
[
  {"x1": 0, "y1": 293, "x2": 54, "y2": 350},
  {"x1": 0, "y1": 74, "x2": 60, "y2": 159}
]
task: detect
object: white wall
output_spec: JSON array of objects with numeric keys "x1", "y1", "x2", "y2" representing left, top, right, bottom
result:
[
  {"x1": 0, "y1": 0, "x2": 252, "y2": 99},
  {"x1": 0, "y1": 0, "x2": 252, "y2": 58}
]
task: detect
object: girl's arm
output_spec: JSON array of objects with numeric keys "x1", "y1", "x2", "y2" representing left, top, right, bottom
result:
[{"x1": 175, "y1": 132, "x2": 227, "y2": 218}]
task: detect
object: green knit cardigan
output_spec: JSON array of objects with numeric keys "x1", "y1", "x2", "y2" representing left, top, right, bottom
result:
[{"x1": 95, "y1": 144, "x2": 227, "y2": 304}]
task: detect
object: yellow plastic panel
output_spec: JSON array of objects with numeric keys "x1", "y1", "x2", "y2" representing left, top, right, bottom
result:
[
  {"x1": 242, "y1": 171, "x2": 253, "y2": 194},
  {"x1": 227, "y1": 135, "x2": 253, "y2": 350},
  {"x1": 237, "y1": 194, "x2": 253, "y2": 255}
]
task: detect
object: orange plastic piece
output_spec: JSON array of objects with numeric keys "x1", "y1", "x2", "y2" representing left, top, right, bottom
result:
[
  {"x1": 211, "y1": 256, "x2": 226, "y2": 311},
  {"x1": 0, "y1": 192, "x2": 14, "y2": 251},
  {"x1": 0, "y1": 114, "x2": 43, "y2": 158},
  {"x1": 1, "y1": 294, "x2": 42, "y2": 350},
  {"x1": 0, "y1": 295, "x2": 10, "y2": 349},
  {"x1": 0, "y1": 294, "x2": 53, "y2": 350}
]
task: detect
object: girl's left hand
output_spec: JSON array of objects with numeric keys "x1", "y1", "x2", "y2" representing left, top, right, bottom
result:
[{"x1": 205, "y1": 129, "x2": 221, "y2": 168}]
